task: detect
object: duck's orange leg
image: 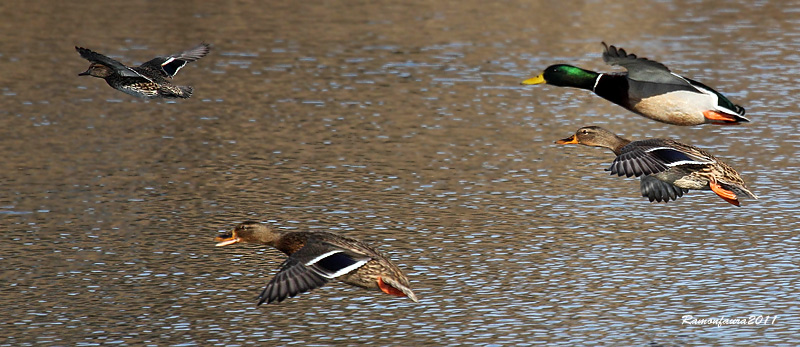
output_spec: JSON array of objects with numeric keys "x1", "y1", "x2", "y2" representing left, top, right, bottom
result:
[
  {"x1": 709, "y1": 180, "x2": 740, "y2": 206},
  {"x1": 377, "y1": 277, "x2": 406, "y2": 297},
  {"x1": 703, "y1": 110, "x2": 738, "y2": 123}
]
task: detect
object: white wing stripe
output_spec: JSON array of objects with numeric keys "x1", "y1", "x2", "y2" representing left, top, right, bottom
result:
[
  {"x1": 160, "y1": 57, "x2": 176, "y2": 67},
  {"x1": 670, "y1": 72, "x2": 691, "y2": 84},
  {"x1": 664, "y1": 160, "x2": 710, "y2": 167},
  {"x1": 643, "y1": 147, "x2": 713, "y2": 165},
  {"x1": 305, "y1": 250, "x2": 369, "y2": 278},
  {"x1": 318, "y1": 259, "x2": 369, "y2": 279},
  {"x1": 643, "y1": 146, "x2": 676, "y2": 153},
  {"x1": 305, "y1": 250, "x2": 342, "y2": 265}
]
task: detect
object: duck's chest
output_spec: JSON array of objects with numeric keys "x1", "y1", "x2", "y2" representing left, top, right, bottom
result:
[{"x1": 630, "y1": 90, "x2": 716, "y2": 125}]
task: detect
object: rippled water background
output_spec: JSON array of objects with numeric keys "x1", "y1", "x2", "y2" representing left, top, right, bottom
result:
[{"x1": 2, "y1": 0, "x2": 800, "y2": 345}]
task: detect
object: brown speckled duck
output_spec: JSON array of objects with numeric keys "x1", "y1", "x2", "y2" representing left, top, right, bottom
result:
[
  {"x1": 215, "y1": 221, "x2": 418, "y2": 305},
  {"x1": 76, "y1": 43, "x2": 210, "y2": 99},
  {"x1": 556, "y1": 126, "x2": 758, "y2": 206},
  {"x1": 522, "y1": 42, "x2": 748, "y2": 126}
]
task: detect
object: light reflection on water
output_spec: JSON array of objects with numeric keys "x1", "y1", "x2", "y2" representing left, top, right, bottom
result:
[{"x1": 1, "y1": 0, "x2": 800, "y2": 345}]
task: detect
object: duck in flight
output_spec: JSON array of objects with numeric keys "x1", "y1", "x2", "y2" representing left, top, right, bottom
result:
[
  {"x1": 555, "y1": 126, "x2": 757, "y2": 206},
  {"x1": 215, "y1": 221, "x2": 419, "y2": 305},
  {"x1": 76, "y1": 43, "x2": 210, "y2": 99},
  {"x1": 523, "y1": 42, "x2": 747, "y2": 126}
]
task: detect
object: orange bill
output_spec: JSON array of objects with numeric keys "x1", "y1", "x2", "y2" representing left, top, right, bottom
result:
[
  {"x1": 377, "y1": 277, "x2": 407, "y2": 298},
  {"x1": 709, "y1": 180, "x2": 740, "y2": 206},
  {"x1": 555, "y1": 135, "x2": 579, "y2": 145},
  {"x1": 214, "y1": 231, "x2": 240, "y2": 246},
  {"x1": 703, "y1": 110, "x2": 738, "y2": 123}
]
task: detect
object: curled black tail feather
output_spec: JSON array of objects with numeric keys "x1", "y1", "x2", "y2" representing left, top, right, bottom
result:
[{"x1": 734, "y1": 104, "x2": 746, "y2": 116}]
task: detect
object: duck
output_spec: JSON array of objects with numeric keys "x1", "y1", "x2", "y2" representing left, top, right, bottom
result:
[
  {"x1": 215, "y1": 221, "x2": 419, "y2": 305},
  {"x1": 76, "y1": 43, "x2": 210, "y2": 99},
  {"x1": 555, "y1": 126, "x2": 758, "y2": 206},
  {"x1": 522, "y1": 42, "x2": 748, "y2": 126}
]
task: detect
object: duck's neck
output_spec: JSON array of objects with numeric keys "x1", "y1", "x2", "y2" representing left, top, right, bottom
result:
[
  {"x1": 273, "y1": 232, "x2": 309, "y2": 255},
  {"x1": 249, "y1": 227, "x2": 283, "y2": 248},
  {"x1": 607, "y1": 136, "x2": 631, "y2": 156}
]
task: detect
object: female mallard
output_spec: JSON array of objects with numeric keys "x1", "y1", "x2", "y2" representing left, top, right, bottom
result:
[
  {"x1": 522, "y1": 42, "x2": 747, "y2": 126},
  {"x1": 555, "y1": 126, "x2": 757, "y2": 206},
  {"x1": 76, "y1": 43, "x2": 210, "y2": 99},
  {"x1": 215, "y1": 221, "x2": 418, "y2": 305}
]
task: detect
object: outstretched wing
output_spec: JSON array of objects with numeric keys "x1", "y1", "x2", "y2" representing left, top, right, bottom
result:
[
  {"x1": 256, "y1": 257, "x2": 329, "y2": 305},
  {"x1": 140, "y1": 43, "x2": 211, "y2": 78},
  {"x1": 255, "y1": 242, "x2": 370, "y2": 305},
  {"x1": 608, "y1": 139, "x2": 713, "y2": 178},
  {"x1": 75, "y1": 46, "x2": 152, "y2": 80},
  {"x1": 601, "y1": 42, "x2": 694, "y2": 88}
]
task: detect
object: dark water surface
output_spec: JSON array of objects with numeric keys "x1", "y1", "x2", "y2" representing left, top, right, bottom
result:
[{"x1": 2, "y1": 0, "x2": 799, "y2": 345}]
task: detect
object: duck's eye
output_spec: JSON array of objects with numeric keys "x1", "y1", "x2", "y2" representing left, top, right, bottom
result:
[{"x1": 581, "y1": 130, "x2": 589, "y2": 134}]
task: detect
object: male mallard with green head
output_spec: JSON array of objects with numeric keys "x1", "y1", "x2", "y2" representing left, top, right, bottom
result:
[
  {"x1": 555, "y1": 126, "x2": 757, "y2": 206},
  {"x1": 215, "y1": 221, "x2": 418, "y2": 305},
  {"x1": 523, "y1": 43, "x2": 747, "y2": 126}
]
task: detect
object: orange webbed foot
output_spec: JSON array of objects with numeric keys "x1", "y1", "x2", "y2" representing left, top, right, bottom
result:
[
  {"x1": 709, "y1": 180, "x2": 740, "y2": 206},
  {"x1": 377, "y1": 277, "x2": 407, "y2": 298},
  {"x1": 703, "y1": 110, "x2": 738, "y2": 123}
]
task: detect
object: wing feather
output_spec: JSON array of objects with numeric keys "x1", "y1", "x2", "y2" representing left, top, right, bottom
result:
[
  {"x1": 256, "y1": 257, "x2": 328, "y2": 305},
  {"x1": 75, "y1": 46, "x2": 152, "y2": 81}
]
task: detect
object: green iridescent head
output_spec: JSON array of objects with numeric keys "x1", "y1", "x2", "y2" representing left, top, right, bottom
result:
[{"x1": 522, "y1": 64, "x2": 599, "y2": 90}]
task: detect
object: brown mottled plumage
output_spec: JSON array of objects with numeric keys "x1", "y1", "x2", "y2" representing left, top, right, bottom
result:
[
  {"x1": 556, "y1": 126, "x2": 757, "y2": 206},
  {"x1": 76, "y1": 43, "x2": 210, "y2": 99},
  {"x1": 215, "y1": 221, "x2": 418, "y2": 305}
]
